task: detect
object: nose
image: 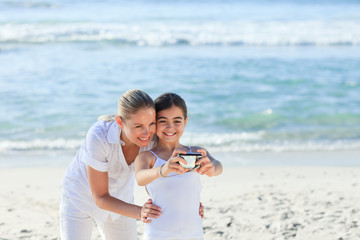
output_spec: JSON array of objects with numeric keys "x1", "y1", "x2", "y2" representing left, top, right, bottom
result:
[{"x1": 142, "y1": 128, "x2": 149, "y2": 136}]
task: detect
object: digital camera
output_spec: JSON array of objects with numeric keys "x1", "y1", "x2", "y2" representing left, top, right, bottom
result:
[{"x1": 178, "y1": 153, "x2": 202, "y2": 169}]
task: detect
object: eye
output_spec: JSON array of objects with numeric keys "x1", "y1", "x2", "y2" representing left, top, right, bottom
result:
[
  {"x1": 158, "y1": 120, "x2": 167, "y2": 123},
  {"x1": 174, "y1": 121, "x2": 182, "y2": 124},
  {"x1": 135, "y1": 125, "x2": 141, "y2": 128},
  {"x1": 150, "y1": 122, "x2": 155, "y2": 126}
]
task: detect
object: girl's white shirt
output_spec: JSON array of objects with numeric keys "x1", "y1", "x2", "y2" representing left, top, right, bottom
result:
[
  {"x1": 62, "y1": 120, "x2": 155, "y2": 223},
  {"x1": 144, "y1": 152, "x2": 203, "y2": 240}
]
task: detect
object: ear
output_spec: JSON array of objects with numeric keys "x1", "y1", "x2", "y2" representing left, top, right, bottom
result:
[
  {"x1": 116, "y1": 116, "x2": 124, "y2": 128},
  {"x1": 184, "y1": 117, "x2": 189, "y2": 127}
]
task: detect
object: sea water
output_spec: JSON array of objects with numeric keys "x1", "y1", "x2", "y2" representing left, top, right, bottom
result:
[{"x1": 0, "y1": 0, "x2": 360, "y2": 166}]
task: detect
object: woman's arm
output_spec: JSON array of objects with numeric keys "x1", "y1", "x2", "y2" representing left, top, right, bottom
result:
[{"x1": 87, "y1": 165, "x2": 161, "y2": 222}]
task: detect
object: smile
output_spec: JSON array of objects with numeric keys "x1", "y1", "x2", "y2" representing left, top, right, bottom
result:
[
  {"x1": 138, "y1": 137, "x2": 150, "y2": 141},
  {"x1": 164, "y1": 132, "x2": 176, "y2": 136}
]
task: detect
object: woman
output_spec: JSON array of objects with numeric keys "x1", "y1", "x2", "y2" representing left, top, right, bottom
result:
[{"x1": 60, "y1": 90, "x2": 162, "y2": 240}]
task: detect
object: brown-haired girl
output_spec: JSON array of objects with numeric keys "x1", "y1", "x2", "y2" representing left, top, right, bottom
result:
[{"x1": 135, "y1": 92, "x2": 223, "y2": 240}]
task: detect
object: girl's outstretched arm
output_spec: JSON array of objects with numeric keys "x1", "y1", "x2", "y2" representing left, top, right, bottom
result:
[
  {"x1": 134, "y1": 151, "x2": 160, "y2": 186},
  {"x1": 135, "y1": 149, "x2": 189, "y2": 186}
]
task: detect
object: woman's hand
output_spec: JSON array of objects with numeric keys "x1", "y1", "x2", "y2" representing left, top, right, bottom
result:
[
  {"x1": 160, "y1": 149, "x2": 189, "y2": 176},
  {"x1": 195, "y1": 148, "x2": 215, "y2": 177},
  {"x1": 141, "y1": 199, "x2": 162, "y2": 223}
]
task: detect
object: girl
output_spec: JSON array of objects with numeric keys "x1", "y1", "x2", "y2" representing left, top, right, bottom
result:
[
  {"x1": 60, "y1": 89, "x2": 162, "y2": 240},
  {"x1": 135, "y1": 93, "x2": 223, "y2": 240}
]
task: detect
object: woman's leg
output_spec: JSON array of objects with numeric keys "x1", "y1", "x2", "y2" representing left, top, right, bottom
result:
[
  {"x1": 96, "y1": 217, "x2": 137, "y2": 240},
  {"x1": 59, "y1": 193, "x2": 94, "y2": 240}
]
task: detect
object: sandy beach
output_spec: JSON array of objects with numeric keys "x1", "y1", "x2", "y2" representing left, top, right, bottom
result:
[
  {"x1": 2, "y1": 0, "x2": 360, "y2": 238},
  {"x1": 1, "y1": 152, "x2": 360, "y2": 240}
]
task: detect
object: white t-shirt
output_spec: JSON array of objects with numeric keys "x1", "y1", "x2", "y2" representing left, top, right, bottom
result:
[{"x1": 62, "y1": 120, "x2": 154, "y2": 223}]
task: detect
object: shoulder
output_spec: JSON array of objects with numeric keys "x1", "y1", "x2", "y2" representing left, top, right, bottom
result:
[
  {"x1": 88, "y1": 120, "x2": 110, "y2": 136},
  {"x1": 135, "y1": 151, "x2": 157, "y2": 168},
  {"x1": 136, "y1": 151, "x2": 156, "y2": 161},
  {"x1": 86, "y1": 120, "x2": 114, "y2": 145}
]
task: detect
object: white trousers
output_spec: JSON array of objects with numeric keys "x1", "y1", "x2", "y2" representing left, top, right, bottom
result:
[{"x1": 60, "y1": 194, "x2": 137, "y2": 240}]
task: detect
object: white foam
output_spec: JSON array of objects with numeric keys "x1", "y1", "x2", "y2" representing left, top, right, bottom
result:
[
  {"x1": 1, "y1": 20, "x2": 360, "y2": 46},
  {"x1": 1, "y1": 135, "x2": 359, "y2": 153},
  {"x1": 180, "y1": 133, "x2": 360, "y2": 152},
  {"x1": 204, "y1": 140, "x2": 360, "y2": 152},
  {"x1": 0, "y1": 139, "x2": 82, "y2": 152}
]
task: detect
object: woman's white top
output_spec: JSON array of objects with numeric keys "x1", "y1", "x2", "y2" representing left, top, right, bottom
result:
[
  {"x1": 62, "y1": 120, "x2": 154, "y2": 223},
  {"x1": 144, "y1": 152, "x2": 203, "y2": 240}
]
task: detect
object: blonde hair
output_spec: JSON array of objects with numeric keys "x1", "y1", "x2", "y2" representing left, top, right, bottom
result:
[{"x1": 98, "y1": 89, "x2": 154, "y2": 121}]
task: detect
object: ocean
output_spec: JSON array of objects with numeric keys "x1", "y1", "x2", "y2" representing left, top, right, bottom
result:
[{"x1": 0, "y1": 0, "x2": 360, "y2": 166}]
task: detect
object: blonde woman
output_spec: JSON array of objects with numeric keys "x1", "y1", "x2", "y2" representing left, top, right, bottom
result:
[{"x1": 60, "y1": 90, "x2": 162, "y2": 240}]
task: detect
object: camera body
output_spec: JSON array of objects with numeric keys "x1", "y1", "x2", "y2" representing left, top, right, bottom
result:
[{"x1": 178, "y1": 153, "x2": 202, "y2": 169}]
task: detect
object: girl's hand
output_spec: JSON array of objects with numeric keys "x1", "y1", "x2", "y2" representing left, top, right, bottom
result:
[
  {"x1": 161, "y1": 149, "x2": 189, "y2": 176},
  {"x1": 141, "y1": 199, "x2": 162, "y2": 223},
  {"x1": 199, "y1": 202, "x2": 205, "y2": 219},
  {"x1": 195, "y1": 148, "x2": 215, "y2": 177}
]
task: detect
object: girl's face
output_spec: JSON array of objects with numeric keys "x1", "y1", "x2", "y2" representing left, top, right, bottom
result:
[
  {"x1": 117, "y1": 107, "x2": 156, "y2": 148},
  {"x1": 156, "y1": 105, "x2": 188, "y2": 143}
]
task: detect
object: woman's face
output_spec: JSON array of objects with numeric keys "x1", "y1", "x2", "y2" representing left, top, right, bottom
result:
[
  {"x1": 118, "y1": 107, "x2": 156, "y2": 148},
  {"x1": 156, "y1": 105, "x2": 188, "y2": 143}
]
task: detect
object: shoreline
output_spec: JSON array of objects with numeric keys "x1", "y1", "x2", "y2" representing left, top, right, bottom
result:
[{"x1": 1, "y1": 150, "x2": 359, "y2": 168}]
